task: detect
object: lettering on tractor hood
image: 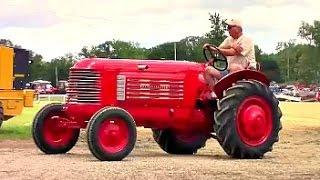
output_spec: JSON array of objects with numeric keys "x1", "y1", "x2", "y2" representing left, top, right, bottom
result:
[{"x1": 117, "y1": 75, "x2": 184, "y2": 100}]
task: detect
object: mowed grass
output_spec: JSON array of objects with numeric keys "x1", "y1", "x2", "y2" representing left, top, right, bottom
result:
[
  {"x1": 279, "y1": 102, "x2": 320, "y2": 128},
  {"x1": 0, "y1": 101, "x2": 320, "y2": 140},
  {"x1": 0, "y1": 101, "x2": 51, "y2": 140}
]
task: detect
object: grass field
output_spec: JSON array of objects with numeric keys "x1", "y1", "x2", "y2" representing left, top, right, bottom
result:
[
  {"x1": 0, "y1": 101, "x2": 51, "y2": 139},
  {"x1": 0, "y1": 101, "x2": 320, "y2": 140},
  {"x1": 279, "y1": 102, "x2": 320, "y2": 128}
]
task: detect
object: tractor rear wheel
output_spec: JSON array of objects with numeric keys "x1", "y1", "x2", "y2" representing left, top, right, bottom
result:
[
  {"x1": 87, "y1": 107, "x2": 137, "y2": 161},
  {"x1": 32, "y1": 103, "x2": 80, "y2": 154},
  {"x1": 214, "y1": 80, "x2": 282, "y2": 158},
  {"x1": 152, "y1": 129, "x2": 207, "y2": 154}
]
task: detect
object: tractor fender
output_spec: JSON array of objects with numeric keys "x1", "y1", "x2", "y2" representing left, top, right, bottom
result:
[{"x1": 213, "y1": 70, "x2": 270, "y2": 99}]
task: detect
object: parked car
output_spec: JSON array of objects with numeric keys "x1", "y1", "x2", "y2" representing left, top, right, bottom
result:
[
  {"x1": 29, "y1": 80, "x2": 55, "y2": 94},
  {"x1": 269, "y1": 81, "x2": 281, "y2": 94},
  {"x1": 316, "y1": 89, "x2": 320, "y2": 101},
  {"x1": 283, "y1": 85, "x2": 299, "y2": 97},
  {"x1": 53, "y1": 80, "x2": 68, "y2": 94}
]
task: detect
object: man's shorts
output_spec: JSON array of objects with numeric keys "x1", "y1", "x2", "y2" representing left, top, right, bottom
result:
[{"x1": 220, "y1": 69, "x2": 229, "y2": 78}]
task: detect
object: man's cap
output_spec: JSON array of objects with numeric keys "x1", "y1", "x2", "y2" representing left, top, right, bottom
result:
[{"x1": 226, "y1": 19, "x2": 242, "y2": 27}]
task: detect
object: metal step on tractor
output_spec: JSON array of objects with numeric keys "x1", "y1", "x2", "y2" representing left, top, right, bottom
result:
[{"x1": 32, "y1": 46, "x2": 282, "y2": 161}]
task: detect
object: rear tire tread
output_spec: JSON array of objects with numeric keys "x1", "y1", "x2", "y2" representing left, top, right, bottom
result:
[
  {"x1": 152, "y1": 129, "x2": 207, "y2": 155},
  {"x1": 214, "y1": 80, "x2": 282, "y2": 159}
]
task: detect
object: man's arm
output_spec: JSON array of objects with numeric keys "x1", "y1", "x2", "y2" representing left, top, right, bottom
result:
[
  {"x1": 216, "y1": 47, "x2": 240, "y2": 56},
  {"x1": 205, "y1": 45, "x2": 241, "y2": 56},
  {"x1": 217, "y1": 37, "x2": 242, "y2": 56},
  {"x1": 203, "y1": 40, "x2": 241, "y2": 56}
]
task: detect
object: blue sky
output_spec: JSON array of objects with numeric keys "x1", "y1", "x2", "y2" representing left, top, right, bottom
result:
[{"x1": 1, "y1": 0, "x2": 319, "y2": 60}]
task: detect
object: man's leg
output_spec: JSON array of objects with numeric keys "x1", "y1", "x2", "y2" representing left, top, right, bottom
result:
[
  {"x1": 229, "y1": 64, "x2": 245, "y2": 73},
  {"x1": 204, "y1": 66, "x2": 223, "y2": 90}
]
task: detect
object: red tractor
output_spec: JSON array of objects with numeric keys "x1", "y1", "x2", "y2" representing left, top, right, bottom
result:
[{"x1": 32, "y1": 47, "x2": 282, "y2": 161}]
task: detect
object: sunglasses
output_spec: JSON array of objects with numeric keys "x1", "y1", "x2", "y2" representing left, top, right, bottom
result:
[{"x1": 227, "y1": 25, "x2": 237, "y2": 30}]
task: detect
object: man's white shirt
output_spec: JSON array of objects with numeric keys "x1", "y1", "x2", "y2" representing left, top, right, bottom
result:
[{"x1": 219, "y1": 35, "x2": 256, "y2": 69}]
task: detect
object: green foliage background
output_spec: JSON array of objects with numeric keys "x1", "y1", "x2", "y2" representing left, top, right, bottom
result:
[{"x1": 1, "y1": 14, "x2": 319, "y2": 84}]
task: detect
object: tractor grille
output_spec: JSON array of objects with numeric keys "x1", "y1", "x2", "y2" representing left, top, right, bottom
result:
[
  {"x1": 122, "y1": 77, "x2": 184, "y2": 100},
  {"x1": 67, "y1": 69, "x2": 101, "y2": 103}
]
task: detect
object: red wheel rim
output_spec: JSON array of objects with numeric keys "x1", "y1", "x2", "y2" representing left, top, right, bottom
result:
[
  {"x1": 236, "y1": 96, "x2": 273, "y2": 146},
  {"x1": 98, "y1": 118, "x2": 129, "y2": 153},
  {"x1": 43, "y1": 114, "x2": 75, "y2": 148}
]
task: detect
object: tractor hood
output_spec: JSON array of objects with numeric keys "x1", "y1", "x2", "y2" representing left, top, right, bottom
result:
[{"x1": 71, "y1": 58, "x2": 204, "y2": 73}]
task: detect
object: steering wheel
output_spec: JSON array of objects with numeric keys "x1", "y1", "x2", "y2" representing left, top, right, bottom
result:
[{"x1": 203, "y1": 45, "x2": 228, "y2": 71}]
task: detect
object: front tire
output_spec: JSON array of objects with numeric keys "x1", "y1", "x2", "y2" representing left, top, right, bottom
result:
[
  {"x1": 32, "y1": 103, "x2": 80, "y2": 154},
  {"x1": 214, "y1": 80, "x2": 282, "y2": 158},
  {"x1": 87, "y1": 107, "x2": 137, "y2": 161}
]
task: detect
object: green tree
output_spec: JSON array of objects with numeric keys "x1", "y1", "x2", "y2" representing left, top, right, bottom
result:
[
  {"x1": 29, "y1": 52, "x2": 46, "y2": 81},
  {"x1": 79, "y1": 41, "x2": 114, "y2": 58},
  {"x1": 79, "y1": 40, "x2": 148, "y2": 59},
  {"x1": 79, "y1": 46, "x2": 97, "y2": 58},
  {"x1": 254, "y1": 45, "x2": 263, "y2": 62},
  {"x1": 111, "y1": 40, "x2": 148, "y2": 59},
  {"x1": 148, "y1": 12, "x2": 230, "y2": 62},
  {"x1": 45, "y1": 54, "x2": 75, "y2": 86},
  {"x1": 205, "y1": 13, "x2": 227, "y2": 46},
  {"x1": 260, "y1": 60, "x2": 281, "y2": 82},
  {"x1": 298, "y1": 20, "x2": 320, "y2": 47},
  {"x1": 254, "y1": 45, "x2": 282, "y2": 82},
  {"x1": 148, "y1": 42, "x2": 174, "y2": 60},
  {"x1": 275, "y1": 40, "x2": 297, "y2": 82},
  {"x1": 0, "y1": 39, "x2": 14, "y2": 46},
  {"x1": 176, "y1": 36, "x2": 208, "y2": 62},
  {"x1": 275, "y1": 39, "x2": 320, "y2": 84},
  {"x1": 295, "y1": 45, "x2": 320, "y2": 83}
]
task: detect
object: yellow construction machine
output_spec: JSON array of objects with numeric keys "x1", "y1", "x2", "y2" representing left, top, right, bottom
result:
[{"x1": 0, "y1": 45, "x2": 34, "y2": 128}]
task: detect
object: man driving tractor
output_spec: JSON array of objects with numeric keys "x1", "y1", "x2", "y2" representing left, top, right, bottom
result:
[
  {"x1": 203, "y1": 19, "x2": 257, "y2": 91},
  {"x1": 32, "y1": 18, "x2": 282, "y2": 161}
]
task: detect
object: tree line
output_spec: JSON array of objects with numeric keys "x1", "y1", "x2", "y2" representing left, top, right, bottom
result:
[{"x1": 1, "y1": 13, "x2": 319, "y2": 86}]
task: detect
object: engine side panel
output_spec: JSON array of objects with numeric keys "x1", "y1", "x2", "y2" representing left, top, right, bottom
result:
[{"x1": 66, "y1": 59, "x2": 211, "y2": 132}]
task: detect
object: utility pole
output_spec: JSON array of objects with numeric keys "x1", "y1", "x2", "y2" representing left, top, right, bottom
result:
[
  {"x1": 55, "y1": 66, "x2": 58, "y2": 86},
  {"x1": 287, "y1": 55, "x2": 290, "y2": 82},
  {"x1": 174, "y1": 42, "x2": 177, "y2": 61}
]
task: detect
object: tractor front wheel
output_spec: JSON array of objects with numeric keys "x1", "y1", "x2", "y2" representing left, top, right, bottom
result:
[
  {"x1": 32, "y1": 103, "x2": 80, "y2": 154},
  {"x1": 87, "y1": 107, "x2": 137, "y2": 161},
  {"x1": 152, "y1": 129, "x2": 207, "y2": 154},
  {"x1": 214, "y1": 80, "x2": 282, "y2": 158}
]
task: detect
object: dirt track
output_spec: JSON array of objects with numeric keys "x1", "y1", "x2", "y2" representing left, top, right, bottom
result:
[{"x1": 0, "y1": 121, "x2": 319, "y2": 180}]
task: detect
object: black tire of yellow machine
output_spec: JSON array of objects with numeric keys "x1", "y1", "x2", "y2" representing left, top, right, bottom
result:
[{"x1": 0, "y1": 105, "x2": 3, "y2": 128}]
